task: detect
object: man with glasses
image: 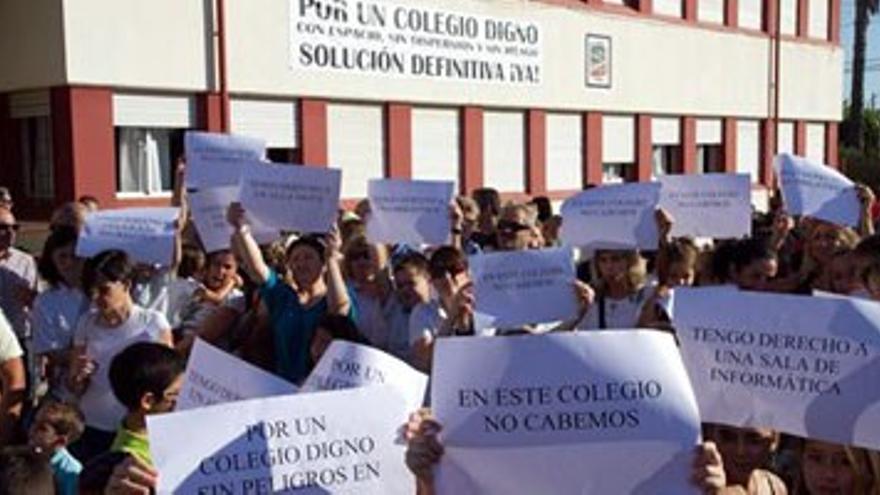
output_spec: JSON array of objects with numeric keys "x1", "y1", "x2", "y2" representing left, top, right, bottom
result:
[{"x1": 0, "y1": 208, "x2": 38, "y2": 346}]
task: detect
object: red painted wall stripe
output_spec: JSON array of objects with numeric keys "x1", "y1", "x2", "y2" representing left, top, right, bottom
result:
[
  {"x1": 299, "y1": 99, "x2": 328, "y2": 167},
  {"x1": 461, "y1": 106, "x2": 483, "y2": 194},
  {"x1": 722, "y1": 117, "x2": 738, "y2": 173},
  {"x1": 527, "y1": 110, "x2": 547, "y2": 195},
  {"x1": 583, "y1": 112, "x2": 603, "y2": 186},
  {"x1": 828, "y1": 0, "x2": 840, "y2": 43},
  {"x1": 681, "y1": 116, "x2": 697, "y2": 175},
  {"x1": 725, "y1": 0, "x2": 739, "y2": 28},
  {"x1": 197, "y1": 92, "x2": 224, "y2": 133},
  {"x1": 386, "y1": 103, "x2": 412, "y2": 179},
  {"x1": 797, "y1": 0, "x2": 809, "y2": 38},
  {"x1": 764, "y1": 0, "x2": 779, "y2": 35},
  {"x1": 684, "y1": 0, "x2": 697, "y2": 22},
  {"x1": 825, "y1": 122, "x2": 839, "y2": 168},
  {"x1": 794, "y1": 120, "x2": 807, "y2": 155},
  {"x1": 760, "y1": 119, "x2": 776, "y2": 187}
]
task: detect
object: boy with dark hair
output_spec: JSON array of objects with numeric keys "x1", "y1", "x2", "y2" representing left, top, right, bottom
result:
[
  {"x1": 108, "y1": 342, "x2": 185, "y2": 466},
  {"x1": 0, "y1": 446, "x2": 56, "y2": 495},
  {"x1": 28, "y1": 401, "x2": 85, "y2": 495},
  {"x1": 384, "y1": 253, "x2": 433, "y2": 364}
]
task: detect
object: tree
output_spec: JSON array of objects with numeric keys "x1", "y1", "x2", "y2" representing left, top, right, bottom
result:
[{"x1": 845, "y1": 0, "x2": 880, "y2": 150}]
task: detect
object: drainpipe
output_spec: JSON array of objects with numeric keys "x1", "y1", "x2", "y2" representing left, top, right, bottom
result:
[{"x1": 216, "y1": 0, "x2": 230, "y2": 132}]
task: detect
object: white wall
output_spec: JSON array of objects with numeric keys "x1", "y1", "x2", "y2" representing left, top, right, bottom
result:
[
  {"x1": 327, "y1": 104, "x2": 385, "y2": 198},
  {"x1": 779, "y1": 42, "x2": 843, "y2": 121},
  {"x1": 0, "y1": 0, "x2": 66, "y2": 91},
  {"x1": 411, "y1": 107, "x2": 460, "y2": 188},
  {"x1": 483, "y1": 111, "x2": 525, "y2": 192},
  {"x1": 546, "y1": 113, "x2": 583, "y2": 191}
]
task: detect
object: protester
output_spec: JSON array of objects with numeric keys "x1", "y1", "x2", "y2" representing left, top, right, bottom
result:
[
  {"x1": 31, "y1": 227, "x2": 89, "y2": 400},
  {"x1": 341, "y1": 235, "x2": 390, "y2": 348},
  {"x1": 107, "y1": 342, "x2": 184, "y2": 466},
  {"x1": 49, "y1": 202, "x2": 89, "y2": 233},
  {"x1": 0, "y1": 187, "x2": 13, "y2": 211},
  {"x1": 471, "y1": 187, "x2": 501, "y2": 250},
  {"x1": 794, "y1": 439, "x2": 880, "y2": 495},
  {"x1": 0, "y1": 445, "x2": 56, "y2": 495},
  {"x1": 704, "y1": 424, "x2": 788, "y2": 494},
  {"x1": 385, "y1": 252, "x2": 433, "y2": 362},
  {"x1": 27, "y1": 401, "x2": 85, "y2": 495},
  {"x1": 0, "y1": 311, "x2": 25, "y2": 446},
  {"x1": 77, "y1": 196, "x2": 100, "y2": 213},
  {"x1": 0, "y1": 207, "x2": 38, "y2": 344},
  {"x1": 227, "y1": 202, "x2": 354, "y2": 384},
  {"x1": 68, "y1": 250, "x2": 173, "y2": 462}
]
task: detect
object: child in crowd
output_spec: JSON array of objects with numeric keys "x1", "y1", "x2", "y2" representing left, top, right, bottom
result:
[
  {"x1": 795, "y1": 439, "x2": 880, "y2": 495},
  {"x1": 0, "y1": 446, "x2": 56, "y2": 495},
  {"x1": 27, "y1": 401, "x2": 84, "y2": 495},
  {"x1": 107, "y1": 342, "x2": 185, "y2": 466}
]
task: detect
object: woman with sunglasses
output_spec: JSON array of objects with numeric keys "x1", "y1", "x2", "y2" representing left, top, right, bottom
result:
[
  {"x1": 341, "y1": 235, "x2": 389, "y2": 349},
  {"x1": 227, "y1": 202, "x2": 355, "y2": 385}
]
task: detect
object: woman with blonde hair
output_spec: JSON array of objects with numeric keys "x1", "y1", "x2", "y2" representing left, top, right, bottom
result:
[
  {"x1": 341, "y1": 235, "x2": 389, "y2": 348},
  {"x1": 795, "y1": 439, "x2": 880, "y2": 495},
  {"x1": 576, "y1": 248, "x2": 651, "y2": 330}
]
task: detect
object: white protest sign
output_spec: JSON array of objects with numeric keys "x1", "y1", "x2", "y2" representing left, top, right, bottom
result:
[
  {"x1": 431, "y1": 332, "x2": 702, "y2": 495},
  {"x1": 673, "y1": 288, "x2": 880, "y2": 450},
  {"x1": 302, "y1": 341, "x2": 427, "y2": 411},
  {"x1": 149, "y1": 386, "x2": 414, "y2": 494},
  {"x1": 185, "y1": 132, "x2": 265, "y2": 188},
  {"x1": 560, "y1": 183, "x2": 661, "y2": 249},
  {"x1": 239, "y1": 163, "x2": 341, "y2": 234},
  {"x1": 470, "y1": 247, "x2": 577, "y2": 330},
  {"x1": 189, "y1": 187, "x2": 277, "y2": 253},
  {"x1": 176, "y1": 339, "x2": 298, "y2": 412},
  {"x1": 776, "y1": 153, "x2": 860, "y2": 227},
  {"x1": 659, "y1": 174, "x2": 752, "y2": 239},
  {"x1": 76, "y1": 207, "x2": 179, "y2": 266},
  {"x1": 366, "y1": 179, "x2": 454, "y2": 246}
]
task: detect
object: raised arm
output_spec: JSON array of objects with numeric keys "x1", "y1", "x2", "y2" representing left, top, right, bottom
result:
[
  {"x1": 0, "y1": 356, "x2": 25, "y2": 446},
  {"x1": 324, "y1": 224, "x2": 352, "y2": 316},
  {"x1": 227, "y1": 202, "x2": 271, "y2": 285},
  {"x1": 856, "y1": 184, "x2": 876, "y2": 238},
  {"x1": 170, "y1": 159, "x2": 188, "y2": 274}
]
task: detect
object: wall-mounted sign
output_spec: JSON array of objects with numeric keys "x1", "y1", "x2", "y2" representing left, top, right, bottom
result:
[
  {"x1": 290, "y1": 0, "x2": 543, "y2": 86},
  {"x1": 585, "y1": 34, "x2": 612, "y2": 88}
]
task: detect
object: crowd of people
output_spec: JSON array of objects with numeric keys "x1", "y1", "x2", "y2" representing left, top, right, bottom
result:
[{"x1": 0, "y1": 164, "x2": 879, "y2": 495}]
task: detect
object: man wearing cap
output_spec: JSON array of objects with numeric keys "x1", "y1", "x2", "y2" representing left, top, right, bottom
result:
[{"x1": 0, "y1": 207, "x2": 37, "y2": 343}]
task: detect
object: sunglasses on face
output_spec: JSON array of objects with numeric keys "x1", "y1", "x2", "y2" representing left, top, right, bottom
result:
[
  {"x1": 497, "y1": 220, "x2": 531, "y2": 235},
  {"x1": 0, "y1": 224, "x2": 19, "y2": 233}
]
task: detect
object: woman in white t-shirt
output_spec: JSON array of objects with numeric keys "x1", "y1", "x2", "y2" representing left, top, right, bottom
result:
[
  {"x1": 576, "y1": 249, "x2": 653, "y2": 330},
  {"x1": 68, "y1": 249, "x2": 172, "y2": 463},
  {"x1": 30, "y1": 226, "x2": 90, "y2": 398},
  {"x1": 0, "y1": 309, "x2": 25, "y2": 446}
]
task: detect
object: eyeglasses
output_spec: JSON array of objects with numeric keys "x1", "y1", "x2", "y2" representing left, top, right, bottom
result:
[
  {"x1": 497, "y1": 220, "x2": 531, "y2": 235},
  {"x1": 0, "y1": 224, "x2": 19, "y2": 233}
]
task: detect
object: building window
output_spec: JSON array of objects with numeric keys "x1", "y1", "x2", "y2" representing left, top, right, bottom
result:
[
  {"x1": 266, "y1": 148, "x2": 300, "y2": 164},
  {"x1": 115, "y1": 128, "x2": 184, "y2": 195},
  {"x1": 697, "y1": 145, "x2": 723, "y2": 174},
  {"x1": 603, "y1": 164, "x2": 628, "y2": 184},
  {"x1": 652, "y1": 145, "x2": 682, "y2": 178},
  {"x1": 18, "y1": 117, "x2": 54, "y2": 200}
]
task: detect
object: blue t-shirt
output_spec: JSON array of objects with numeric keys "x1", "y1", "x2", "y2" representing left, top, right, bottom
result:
[
  {"x1": 260, "y1": 270, "x2": 357, "y2": 384},
  {"x1": 51, "y1": 447, "x2": 82, "y2": 495}
]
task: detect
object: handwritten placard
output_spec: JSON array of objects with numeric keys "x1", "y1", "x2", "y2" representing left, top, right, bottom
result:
[
  {"x1": 560, "y1": 183, "x2": 661, "y2": 249},
  {"x1": 76, "y1": 207, "x2": 179, "y2": 266}
]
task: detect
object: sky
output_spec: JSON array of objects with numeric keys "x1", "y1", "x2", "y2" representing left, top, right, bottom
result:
[{"x1": 842, "y1": 0, "x2": 880, "y2": 106}]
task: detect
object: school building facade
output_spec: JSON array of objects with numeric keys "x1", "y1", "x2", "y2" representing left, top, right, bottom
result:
[{"x1": 0, "y1": 0, "x2": 843, "y2": 219}]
